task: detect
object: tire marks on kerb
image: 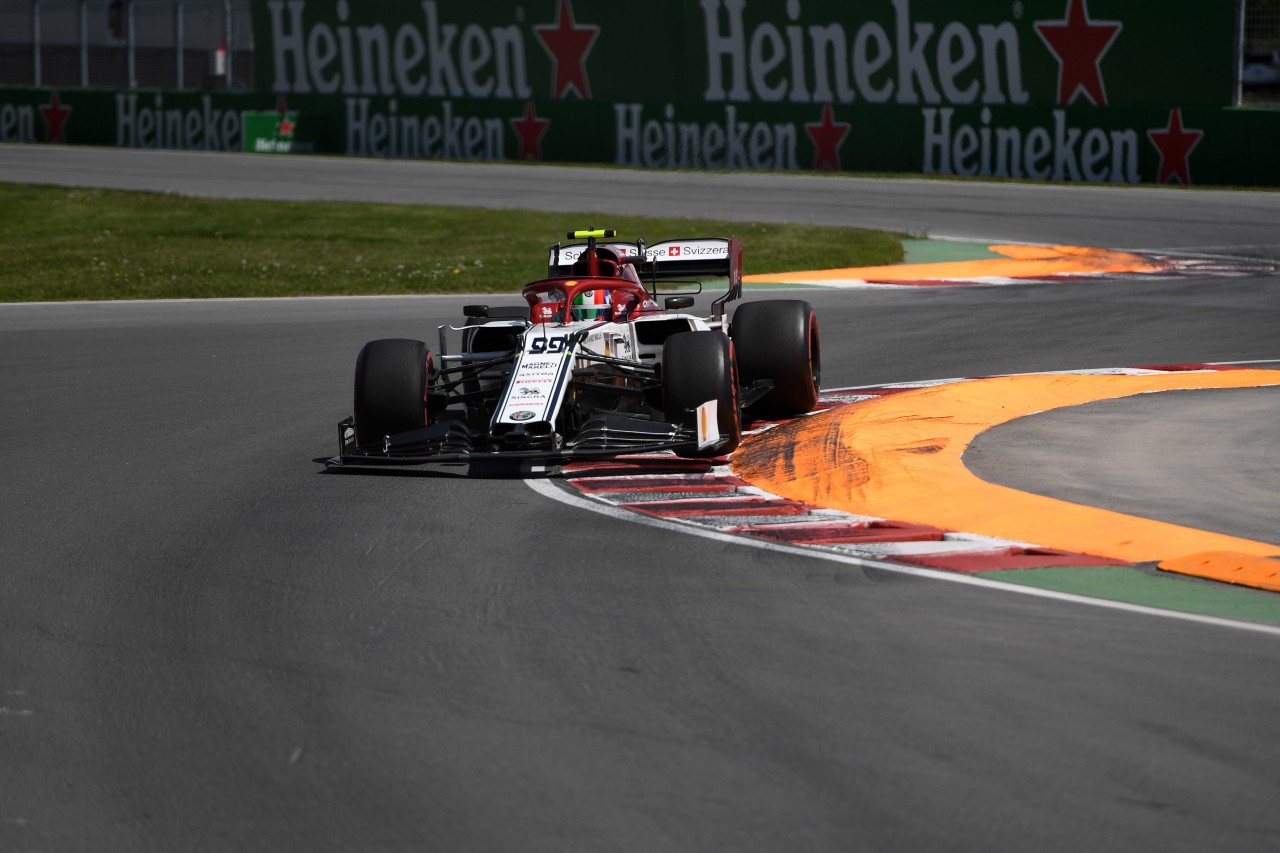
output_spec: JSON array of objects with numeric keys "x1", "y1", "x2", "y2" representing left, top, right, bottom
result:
[
  {"x1": 526, "y1": 476, "x2": 1280, "y2": 638},
  {"x1": 559, "y1": 452, "x2": 1116, "y2": 572},
  {"x1": 556, "y1": 402, "x2": 1120, "y2": 573},
  {"x1": 735, "y1": 366, "x2": 1280, "y2": 567},
  {"x1": 527, "y1": 365, "x2": 1280, "y2": 636}
]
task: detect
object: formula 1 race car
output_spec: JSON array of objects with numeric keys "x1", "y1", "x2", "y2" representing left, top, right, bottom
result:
[{"x1": 331, "y1": 229, "x2": 820, "y2": 467}]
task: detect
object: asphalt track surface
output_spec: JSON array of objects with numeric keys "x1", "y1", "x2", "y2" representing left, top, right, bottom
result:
[{"x1": 2, "y1": 145, "x2": 1280, "y2": 852}]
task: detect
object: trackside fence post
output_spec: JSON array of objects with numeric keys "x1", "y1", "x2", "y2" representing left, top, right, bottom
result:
[
  {"x1": 126, "y1": 0, "x2": 136, "y2": 89},
  {"x1": 31, "y1": 0, "x2": 41, "y2": 86},
  {"x1": 79, "y1": 0, "x2": 87, "y2": 87},
  {"x1": 176, "y1": 0, "x2": 185, "y2": 89},
  {"x1": 1236, "y1": 0, "x2": 1246, "y2": 105}
]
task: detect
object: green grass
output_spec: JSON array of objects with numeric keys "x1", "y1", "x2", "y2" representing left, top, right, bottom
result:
[{"x1": 0, "y1": 184, "x2": 903, "y2": 302}]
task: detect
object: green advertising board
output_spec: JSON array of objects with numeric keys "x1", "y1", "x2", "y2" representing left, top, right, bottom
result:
[
  {"x1": 243, "y1": 110, "x2": 305, "y2": 153},
  {"x1": 252, "y1": 1, "x2": 1235, "y2": 108},
  {"x1": 1, "y1": 1, "x2": 1272, "y2": 187}
]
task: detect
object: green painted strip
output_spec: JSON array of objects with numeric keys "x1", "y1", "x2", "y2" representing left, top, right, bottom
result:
[
  {"x1": 741, "y1": 239, "x2": 1010, "y2": 288},
  {"x1": 901, "y1": 239, "x2": 1006, "y2": 265},
  {"x1": 979, "y1": 565, "x2": 1280, "y2": 627}
]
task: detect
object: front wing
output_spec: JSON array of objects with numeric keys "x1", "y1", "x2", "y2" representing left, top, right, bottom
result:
[{"x1": 327, "y1": 413, "x2": 716, "y2": 468}]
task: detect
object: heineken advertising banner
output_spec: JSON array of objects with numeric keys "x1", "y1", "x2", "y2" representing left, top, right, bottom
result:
[
  {"x1": 3, "y1": 1, "x2": 1274, "y2": 186},
  {"x1": 253, "y1": 0, "x2": 1233, "y2": 108},
  {"x1": 0, "y1": 88, "x2": 262, "y2": 150},
  {"x1": 10, "y1": 84, "x2": 1275, "y2": 187},
  {"x1": 239, "y1": 0, "x2": 1248, "y2": 184}
]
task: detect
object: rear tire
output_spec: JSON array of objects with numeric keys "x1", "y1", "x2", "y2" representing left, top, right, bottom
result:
[
  {"x1": 730, "y1": 300, "x2": 821, "y2": 416},
  {"x1": 662, "y1": 331, "x2": 741, "y2": 458},
  {"x1": 354, "y1": 338, "x2": 431, "y2": 447}
]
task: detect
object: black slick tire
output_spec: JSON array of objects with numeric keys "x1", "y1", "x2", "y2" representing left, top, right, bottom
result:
[
  {"x1": 662, "y1": 331, "x2": 741, "y2": 458},
  {"x1": 353, "y1": 338, "x2": 430, "y2": 447},
  {"x1": 730, "y1": 299, "x2": 821, "y2": 416}
]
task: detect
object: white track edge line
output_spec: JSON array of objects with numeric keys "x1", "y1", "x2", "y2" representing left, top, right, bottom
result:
[
  {"x1": 526, "y1": 479, "x2": 1280, "y2": 639},
  {"x1": 1212, "y1": 358, "x2": 1280, "y2": 366}
]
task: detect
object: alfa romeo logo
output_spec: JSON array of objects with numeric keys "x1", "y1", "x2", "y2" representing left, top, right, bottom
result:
[{"x1": 510, "y1": 410, "x2": 537, "y2": 421}]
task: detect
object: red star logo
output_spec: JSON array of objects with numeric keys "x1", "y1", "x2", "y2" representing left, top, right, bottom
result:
[
  {"x1": 805, "y1": 104, "x2": 850, "y2": 172},
  {"x1": 1035, "y1": 0, "x2": 1122, "y2": 105},
  {"x1": 533, "y1": 0, "x2": 599, "y2": 99},
  {"x1": 1147, "y1": 109, "x2": 1204, "y2": 185},
  {"x1": 273, "y1": 95, "x2": 295, "y2": 138},
  {"x1": 39, "y1": 91, "x2": 72, "y2": 144},
  {"x1": 510, "y1": 101, "x2": 550, "y2": 161}
]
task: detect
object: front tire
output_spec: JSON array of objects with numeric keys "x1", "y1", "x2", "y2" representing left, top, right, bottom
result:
[
  {"x1": 662, "y1": 331, "x2": 741, "y2": 458},
  {"x1": 730, "y1": 300, "x2": 821, "y2": 416},
  {"x1": 353, "y1": 338, "x2": 431, "y2": 447}
]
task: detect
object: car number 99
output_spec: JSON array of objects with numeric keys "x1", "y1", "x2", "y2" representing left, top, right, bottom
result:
[{"x1": 529, "y1": 336, "x2": 569, "y2": 354}]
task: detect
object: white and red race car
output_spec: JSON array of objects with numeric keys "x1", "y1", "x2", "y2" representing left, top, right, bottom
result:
[{"x1": 332, "y1": 229, "x2": 820, "y2": 467}]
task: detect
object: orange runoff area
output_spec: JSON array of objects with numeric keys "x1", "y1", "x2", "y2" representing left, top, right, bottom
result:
[
  {"x1": 733, "y1": 370, "x2": 1280, "y2": 587},
  {"x1": 743, "y1": 244, "x2": 1164, "y2": 284}
]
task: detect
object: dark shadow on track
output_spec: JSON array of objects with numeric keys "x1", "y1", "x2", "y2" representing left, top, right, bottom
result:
[{"x1": 313, "y1": 458, "x2": 561, "y2": 479}]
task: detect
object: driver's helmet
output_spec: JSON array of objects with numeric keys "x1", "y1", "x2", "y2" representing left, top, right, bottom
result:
[{"x1": 571, "y1": 288, "x2": 611, "y2": 321}]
